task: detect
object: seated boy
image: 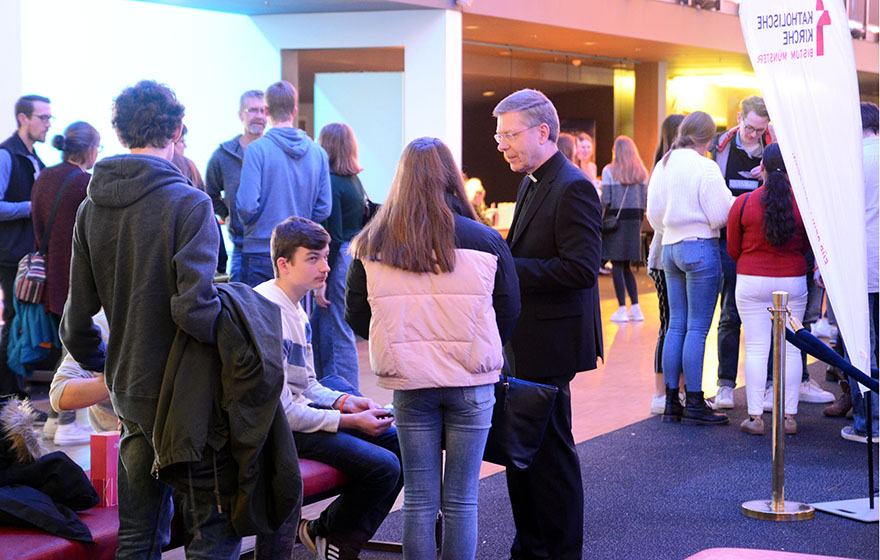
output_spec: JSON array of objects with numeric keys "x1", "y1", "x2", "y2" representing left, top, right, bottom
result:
[
  {"x1": 49, "y1": 312, "x2": 118, "y2": 437},
  {"x1": 253, "y1": 216, "x2": 402, "y2": 560}
]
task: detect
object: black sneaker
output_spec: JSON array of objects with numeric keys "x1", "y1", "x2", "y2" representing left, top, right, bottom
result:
[{"x1": 315, "y1": 534, "x2": 343, "y2": 560}]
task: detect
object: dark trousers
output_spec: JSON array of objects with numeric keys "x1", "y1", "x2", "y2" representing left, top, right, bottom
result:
[
  {"x1": 506, "y1": 373, "x2": 583, "y2": 560},
  {"x1": 292, "y1": 375, "x2": 401, "y2": 559},
  {"x1": 0, "y1": 265, "x2": 23, "y2": 396},
  {"x1": 717, "y1": 240, "x2": 740, "y2": 387},
  {"x1": 650, "y1": 269, "x2": 669, "y2": 374}
]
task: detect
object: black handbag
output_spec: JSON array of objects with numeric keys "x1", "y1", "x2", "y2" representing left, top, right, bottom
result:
[
  {"x1": 601, "y1": 184, "x2": 630, "y2": 234},
  {"x1": 483, "y1": 372, "x2": 558, "y2": 470}
]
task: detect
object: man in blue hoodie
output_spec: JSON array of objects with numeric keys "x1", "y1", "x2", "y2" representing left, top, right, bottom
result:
[
  {"x1": 60, "y1": 80, "x2": 241, "y2": 559},
  {"x1": 205, "y1": 89, "x2": 266, "y2": 282},
  {"x1": 237, "y1": 81, "x2": 331, "y2": 287}
]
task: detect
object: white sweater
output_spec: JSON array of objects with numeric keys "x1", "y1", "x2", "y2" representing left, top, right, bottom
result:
[
  {"x1": 254, "y1": 281, "x2": 345, "y2": 433},
  {"x1": 646, "y1": 148, "x2": 734, "y2": 245}
]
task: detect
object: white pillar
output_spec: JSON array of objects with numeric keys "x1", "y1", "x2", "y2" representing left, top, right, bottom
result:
[{"x1": 252, "y1": 9, "x2": 463, "y2": 164}]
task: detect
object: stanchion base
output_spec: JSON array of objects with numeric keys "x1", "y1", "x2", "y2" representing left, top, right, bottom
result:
[
  {"x1": 811, "y1": 497, "x2": 879, "y2": 523},
  {"x1": 742, "y1": 500, "x2": 815, "y2": 521}
]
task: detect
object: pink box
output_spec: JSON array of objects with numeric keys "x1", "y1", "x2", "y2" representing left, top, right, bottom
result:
[{"x1": 90, "y1": 431, "x2": 120, "y2": 507}]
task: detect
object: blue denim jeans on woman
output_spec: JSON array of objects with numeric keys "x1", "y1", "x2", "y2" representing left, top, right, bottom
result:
[
  {"x1": 393, "y1": 384, "x2": 495, "y2": 560},
  {"x1": 662, "y1": 238, "x2": 722, "y2": 392},
  {"x1": 311, "y1": 241, "x2": 361, "y2": 389},
  {"x1": 848, "y1": 292, "x2": 879, "y2": 437},
  {"x1": 116, "y1": 419, "x2": 241, "y2": 560}
]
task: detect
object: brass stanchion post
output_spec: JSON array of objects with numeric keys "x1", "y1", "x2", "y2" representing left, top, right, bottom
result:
[{"x1": 742, "y1": 291, "x2": 815, "y2": 521}]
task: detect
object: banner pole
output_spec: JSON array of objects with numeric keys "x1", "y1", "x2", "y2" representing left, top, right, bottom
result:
[
  {"x1": 867, "y1": 391, "x2": 875, "y2": 510},
  {"x1": 742, "y1": 291, "x2": 815, "y2": 521}
]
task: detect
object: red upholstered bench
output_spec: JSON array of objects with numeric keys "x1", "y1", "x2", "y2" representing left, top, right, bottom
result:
[
  {"x1": 0, "y1": 504, "x2": 119, "y2": 560},
  {"x1": 301, "y1": 457, "x2": 353, "y2": 505},
  {"x1": 0, "y1": 458, "x2": 400, "y2": 559},
  {"x1": 300, "y1": 458, "x2": 404, "y2": 554}
]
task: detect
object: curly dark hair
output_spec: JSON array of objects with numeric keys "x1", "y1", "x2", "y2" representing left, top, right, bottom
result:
[
  {"x1": 761, "y1": 143, "x2": 796, "y2": 247},
  {"x1": 111, "y1": 80, "x2": 184, "y2": 149}
]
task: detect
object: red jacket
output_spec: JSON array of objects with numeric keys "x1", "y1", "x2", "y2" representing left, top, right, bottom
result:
[{"x1": 727, "y1": 185, "x2": 808, "y2": 277}]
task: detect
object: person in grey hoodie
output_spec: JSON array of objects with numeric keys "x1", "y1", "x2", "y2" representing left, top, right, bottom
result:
[
  {"x1": 205, "y1": 89, "x2": 266, "y2": 282},
  {"x1": 237, "y1": 80, "x2": 331, "y2": 287},
  {"x1": 60, "y1": 80, "x2": 241, "y2": 559}
]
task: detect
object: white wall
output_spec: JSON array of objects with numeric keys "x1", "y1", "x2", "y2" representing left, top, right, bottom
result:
[
  {"x1": 253, "y1": 9, "x2": 463, "y2": 164},
  {"x1": 14, "y1": 0, "x2": 280, "y2": 172},
  {"x1": 0, "y1": 0, "x2": 24, "y2": 130},
  {"x1": 315, "y1": 72, "x2": 403, "y2": 203}
]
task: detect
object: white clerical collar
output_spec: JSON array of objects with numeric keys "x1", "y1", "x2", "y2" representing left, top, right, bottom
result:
[{"x1": 527, "y1": 173, "x2": 538, "y2": 183}]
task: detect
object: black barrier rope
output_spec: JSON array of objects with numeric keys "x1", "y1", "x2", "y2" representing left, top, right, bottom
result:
[
  {"x1": 786, "y1": 319, "x2": 877, "y2": 511},
  {"x1": 785, "y1": 326, "x2": 878, "y2": 394}
]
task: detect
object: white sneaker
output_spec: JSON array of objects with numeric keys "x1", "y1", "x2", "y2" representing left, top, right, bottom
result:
[
  {"x1": 762, "y1": 385, "x2": 774, "y2": 412},
  {"x1": 799, "y1": 379, "x2": 834, "y2": 403},
  {"x1": 650, "y1": 394, "x2": 666, "y2": 414},
  {"x1": 715, "y1": 386, "x2": 735, "y2": 409},
  {"x1": 841, "y1": 425, "x2": 879, "y2": 444},
  {"x1": 609, "y1": 308, "x2": 629, "y2": 322},
  {"x1": 42, "y1": 416, "x2": 59, "y2": 440},
  {"x1": 627, "y1": 305, "x2": 644, "y2": 321},
  {"x1": 811, "y1": 318, "x2": 835, "y2": 339},
  {"x1": 53, "y1": 422, "x2": 93, "y2": 446}
]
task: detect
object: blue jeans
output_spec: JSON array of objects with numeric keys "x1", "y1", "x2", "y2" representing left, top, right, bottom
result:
[
  {"x1": 716, "y1": 239, "x2": 740, "y2": 388},
  {"x1": 849, "y1": 292, "x2": 879, "y2": 436},
  {"x1": 393, "y1": 384, "x2": 495, "y2": 560},
  {"x1": 117, "y1": 419, "x2": 241, "y2": 560},
  {"x1": 662, "y1": 239, "x2": 721, "y2": 392},
  {"x1": 240, "y1": 252, "x2": 273, "y2": 287},
  {"x1": 229, "y1": 242, "x2": 242, "y2": 283},
  {"x1": 311, "y1": 241, "x2": 360, "y2": 389}
]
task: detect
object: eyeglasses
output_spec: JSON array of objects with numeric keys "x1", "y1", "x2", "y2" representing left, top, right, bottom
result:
[
  {"x1": 32, "y1": 114, "x2": 54, "y2": 124},
  {"x1": 494, "y1": 124, "x2": 540, "y2": 144},
  {"x1": 97, "y1": 145, "x2": 104, "y2": 154},
  {"x1": 243, "y1": 107, "x2": 267, "y2": 116},
  {"x1": 741, "y1": 122, "x2": 766, "y2": 136}
]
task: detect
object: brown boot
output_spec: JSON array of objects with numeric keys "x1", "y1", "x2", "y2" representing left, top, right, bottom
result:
[{"x1": 823, "y1": 380, "x2": 852, "y2": 417}]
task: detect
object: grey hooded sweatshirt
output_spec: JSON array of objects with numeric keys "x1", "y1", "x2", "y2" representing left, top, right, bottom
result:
[
  {"x1": 237, "y1": 127, "x2": 331, "y2": 255},
  {"x1": 60, "y1": 154, "x2": 221, "y2": 428}
]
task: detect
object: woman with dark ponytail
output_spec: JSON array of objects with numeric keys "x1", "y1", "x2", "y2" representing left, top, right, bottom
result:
[
  {"x1": 31, "y1": 121, "x2": 100, "y2": 445},
  {"x1": 32, "y1": 122, "x2": 100, "y2": 319},
  {"x1": 646, "y1": 111, "x2": 733, "y2": 427},
  {"x1": 727, "y1": 143, "x2": 809, "y2": 435}
]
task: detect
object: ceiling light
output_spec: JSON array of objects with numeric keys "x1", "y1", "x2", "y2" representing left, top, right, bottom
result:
[
  {"x1": 583, "y1": 41, "x2": 597, "y2": 46},
  {"x1": 464, "y1": 25, "x2": 479, "y2": 30},
  {"x1": 482, "y1": 91, "x2": 496, "y2": 97}
]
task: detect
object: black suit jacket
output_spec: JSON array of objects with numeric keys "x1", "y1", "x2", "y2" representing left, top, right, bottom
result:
[{"x1": 505, "y1": 150, "x2": 604, "y2": 380}]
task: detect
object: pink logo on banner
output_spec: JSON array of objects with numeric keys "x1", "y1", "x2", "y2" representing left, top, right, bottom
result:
[{"x1": 816, "y1": 0, "x2": 831, "y2": 56}]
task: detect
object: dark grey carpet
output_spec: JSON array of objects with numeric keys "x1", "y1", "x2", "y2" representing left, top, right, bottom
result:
[{"x1": 294, "y1": 377, "x2": 879, "y2": 560}]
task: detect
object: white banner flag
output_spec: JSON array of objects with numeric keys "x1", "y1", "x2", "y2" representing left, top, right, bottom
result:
[{"x1": 739, "y1": 0, "x2": 871, "y2": 383}]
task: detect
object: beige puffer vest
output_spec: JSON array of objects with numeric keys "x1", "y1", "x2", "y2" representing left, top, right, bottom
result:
[{"x1": 363, "y1": 248, "x2": 503, "y2": 391}]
